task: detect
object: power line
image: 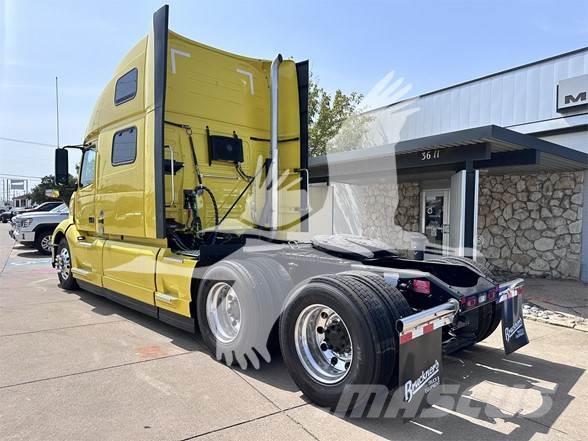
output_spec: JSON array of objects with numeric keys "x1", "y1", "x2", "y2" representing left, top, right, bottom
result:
[{"x1": 0, "y1": 136, "x2": 56, "y2": 148}]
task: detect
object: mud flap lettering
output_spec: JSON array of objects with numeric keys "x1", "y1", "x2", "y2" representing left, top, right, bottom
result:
[
  {"x1": 397, "y1": 325, "x2": 443, "y2": 408},
  {"x1": 498, "y1": 279, "x2": 529, "y2": 355}
]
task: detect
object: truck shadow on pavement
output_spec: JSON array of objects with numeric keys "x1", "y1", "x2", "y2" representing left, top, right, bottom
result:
[
  {"x1": 239, "y1": 344, "x2": 582, "y2": 440},
  {"x1": 12, "y1": 245, "x2": 49, "y2": 259},
  {"x1": 69, "y1": 288, "x2": 202, "y2": 352},
  {"x1": 71, "y1": 284, "x2": 583, "y2": 440}
]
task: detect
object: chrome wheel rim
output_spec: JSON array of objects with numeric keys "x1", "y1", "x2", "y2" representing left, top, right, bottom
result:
[
  {"x1": 41, "y1": 235, "x2": 52, "y2": 252},
  {"x1": 206, "y1": 282, "x2": 242, "y2": 344},
  {"x1": 294, "y1": 304, "x2": 353, "y2": 384},
  {"x1": 56, "y1": 248, "x2": 71, "y2": 280}
]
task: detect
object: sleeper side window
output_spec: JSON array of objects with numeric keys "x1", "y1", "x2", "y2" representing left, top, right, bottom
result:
[
  {"x1": 112, "y1": 127, "x2": 137, "y2": 166},
  {"x1": 114, "y1": 68, "x2": 138, "y2": 105}
]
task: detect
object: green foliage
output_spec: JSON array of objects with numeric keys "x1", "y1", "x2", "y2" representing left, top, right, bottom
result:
[
  {"x1": 29, "y1": 174, "x2": 77, "y2": 205},
  {"x1": 308, "y1": 75, "x2": 364, "y2": 157}
]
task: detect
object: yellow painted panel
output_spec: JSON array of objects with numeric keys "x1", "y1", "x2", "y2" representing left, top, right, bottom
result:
[
  {"x1": 102, "y1": 240, "x2": 158, "y2": 305},
  {"x1": 65, "y1": 224, "x2": 104, "y2": 286},
  {"x1": 85, "y1": 38, "x2": 147, "y2": 140},
  {"x1": 144, "y1": 111, "x2": 157, "y2": 239},
  {"x1": 96, "y1": 118, "x2": 146, "y2": 238},
  {"x1": 155, "y1": 249, "x2": 197, "y2": 317}
]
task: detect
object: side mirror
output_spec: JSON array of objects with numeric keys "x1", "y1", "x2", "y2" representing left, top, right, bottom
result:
[{"x1": 55, "y1": 149, "x2": 69, "y2": 185}]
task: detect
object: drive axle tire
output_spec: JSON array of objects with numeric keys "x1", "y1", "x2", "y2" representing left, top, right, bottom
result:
[
  {"x1": 279, "y1": 273, "x2": 405, "y2": 410},
  {"x1": 197, "y1": 258, "x2": 291, "y2": 370},
  {"x1": 473, "y1": 302, "x2": 502, "y2": 343},
  {"x1": 431, "y1": 256, "x2": 496, "y2": 283},
  {"x1": 56, "y1": 238, "x2": 78, "y2": 290},
  {"x1": 431, "y1": 257, "x2": 501, "y2": 345}
]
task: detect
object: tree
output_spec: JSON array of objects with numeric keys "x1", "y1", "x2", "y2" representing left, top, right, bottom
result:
[
  {"x1": 308, "y1": 75, "x2": 364, "y2": 157},
  {"x1": 29, "y1": 174, "x2": 77, "y2": 205}
]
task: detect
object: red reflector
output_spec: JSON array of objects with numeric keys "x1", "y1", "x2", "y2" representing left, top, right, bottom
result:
[
  {"x1": 412, "y1": 279, "x2": 431, "y2": 294},
  {"x1": 399, "y1": 332, "x2": 413, "y2": 345},
  {"x1": 487, "y1": 288, "x2": 497, "y2": 301},
  {"x1": 466, "y1": 296, "x2": 477, "y2": 308}
]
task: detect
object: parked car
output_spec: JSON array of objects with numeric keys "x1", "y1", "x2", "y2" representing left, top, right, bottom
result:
[
  {"x1": 22, "y1": 201, "x2": 63, "y2": 213},
  {"x1": 9, "y1": 204, "x2": 69, "y2": 254},
  {"x1": 1, "y1": 207, "x2": 25, "y2": 223},
  {"x1": 1, "y1": 202, "x2": 63, "y2": 223}
]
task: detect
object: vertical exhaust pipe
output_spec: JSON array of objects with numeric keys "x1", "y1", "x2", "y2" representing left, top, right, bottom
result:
[{"x1": 270, "y1": 54, "x2": 282, "y2": 230}]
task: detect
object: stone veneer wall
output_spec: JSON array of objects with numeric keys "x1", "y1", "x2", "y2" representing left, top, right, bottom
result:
[
  {"x1": 478, "y1": 172, "x2": 584, "y2": 279},
  {"x1": 352, "y1": 182, "x2": 420, "y2": 249}
]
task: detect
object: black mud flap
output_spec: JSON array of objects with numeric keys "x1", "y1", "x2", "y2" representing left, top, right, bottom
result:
[
  {"x1": 395, "y1": 315, "x2": 451, "y2": 411},
  {"x1": 498, "y1": 279, "x2": 529, "y2": 354}
]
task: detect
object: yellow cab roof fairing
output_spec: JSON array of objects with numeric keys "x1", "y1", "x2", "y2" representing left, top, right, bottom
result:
[
  {"x1": 84, "y1": 37, "x2": 148, "y2": 142},
  {"x1": 83, "y1": 29, "x2": 276, "y2": 143}
]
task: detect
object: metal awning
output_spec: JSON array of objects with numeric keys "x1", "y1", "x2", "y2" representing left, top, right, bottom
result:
[{"x1": 309, "y1": 125, "x2": 588, "y2": 184}]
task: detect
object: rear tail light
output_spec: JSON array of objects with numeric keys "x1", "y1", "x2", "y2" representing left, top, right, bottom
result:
[
  {"x1": 487, "y1": 287, "x2": 498, "y2": 301},
  {"x1": 412, "y1": 279, "x2": 431, "y2": 295},
  {"x1": 465, "y1": 296, "x2": 477, "y2": 308}
]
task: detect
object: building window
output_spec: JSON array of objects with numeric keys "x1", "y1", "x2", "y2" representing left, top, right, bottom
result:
[
  {"x1": 79, "y1": 148, "x2": 96, "y2": 187},
  {"x1": 114, "y1": 68, "x2": 138, "y2": 105},
  {"x1": 112, "y1": 127, "x2": 137, "y2": 166}
]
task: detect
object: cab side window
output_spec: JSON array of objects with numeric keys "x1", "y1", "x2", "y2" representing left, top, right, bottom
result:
[
  {"x1": 79, "y1": 148, "x2": 96, "y2": 188},
  {"x1": 112, "y1": 127, "x2": 137, "y2": 166},
  {"x1": 114, "y1": 68, "x2": 138, "y2": 105}
]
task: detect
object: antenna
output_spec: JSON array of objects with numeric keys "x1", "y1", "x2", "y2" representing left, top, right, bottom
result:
[{"x1": 55, "y1": 76, "x2": 60, "y2": 148}]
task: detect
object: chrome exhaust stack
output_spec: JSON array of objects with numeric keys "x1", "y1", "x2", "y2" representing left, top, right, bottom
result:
[{"x1": 269, "y1": 54, "x2": 282, "y2": 230}]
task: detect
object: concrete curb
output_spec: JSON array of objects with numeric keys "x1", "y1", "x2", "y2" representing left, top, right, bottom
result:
[{"x1": 523, "y1": 302, "x2": 588, "y2": 332}]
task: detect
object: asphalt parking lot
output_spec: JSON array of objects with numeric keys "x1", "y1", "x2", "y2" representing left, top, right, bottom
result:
[{"x1": 1, "y1": 223, "x2": 587, "y2": 441}]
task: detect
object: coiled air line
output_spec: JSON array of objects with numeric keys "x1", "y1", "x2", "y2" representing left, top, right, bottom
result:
[{"x1": 164, "y1": 121, "x2": 219, "y2": 242}]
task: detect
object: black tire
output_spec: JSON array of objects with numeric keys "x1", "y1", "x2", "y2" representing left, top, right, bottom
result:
[
  {"x1": 246, "y1": 256, "x2": 293, "y2": 354},
  {"x1": 34, "y1": 229, "x2": 53, "y2": 255},
  {"x1": 279, "y1": 273, "x2": 403, "y2": 410},
  {"x1": 431, "y1": 256, "x2": 496, "y2": 283},
  {"x1": 473, "y1": 302, "x2": 502, "y2": 342},
  {"x1": 56, "y1": 238, "x2": 78, "y2": 290},
  {"x1": 433, "y1": 257, "x2": 501, "y2": 345},
  {"x1": 341, "y1": 271, "x2": 413, "y2": 319},
  {"x1": 197, "y1": 258, "x2": 291, "y2": 370}
]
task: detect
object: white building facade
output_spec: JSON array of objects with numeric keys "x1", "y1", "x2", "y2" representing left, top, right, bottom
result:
[{"x1": 310, "y1": 47, "x2": 588, "y2": 281}]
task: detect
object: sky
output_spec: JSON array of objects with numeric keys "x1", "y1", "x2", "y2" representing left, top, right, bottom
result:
[{"x1": 0, "y1": 0, "x2": 587, "y2": 186}]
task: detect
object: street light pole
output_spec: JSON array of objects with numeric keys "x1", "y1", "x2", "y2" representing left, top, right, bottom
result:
[{"x1": 55, "y1": 76, "x2": 60, "y2": 148}]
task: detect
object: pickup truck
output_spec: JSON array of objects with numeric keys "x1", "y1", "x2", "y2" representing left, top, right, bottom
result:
[{"x1": 9, "y1": 203, "x2": 69, "y2": 254}]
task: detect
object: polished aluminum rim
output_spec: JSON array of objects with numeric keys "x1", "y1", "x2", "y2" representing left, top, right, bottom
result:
[
  {"x1": 294, "y1": 304, "x2": 353, "y2": 384},
  {"x1": 41, "y1": 235, "x2": 52, "y2": 252},
  {"x1": 56, "y1": 247, "x2": 71, "y2": 280},
  {"x1": 206, "y1": 282, "x2": 242, "y2": 344}
]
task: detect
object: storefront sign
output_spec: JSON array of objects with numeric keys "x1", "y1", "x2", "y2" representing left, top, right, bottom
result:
[{"x1": 557, "y1": 74, "x2": 588, "y2": 111}]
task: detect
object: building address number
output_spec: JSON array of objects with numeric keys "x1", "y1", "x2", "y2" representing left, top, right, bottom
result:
[{"x1": 421, "y1": 149, "x2": 441, "y2": 161}]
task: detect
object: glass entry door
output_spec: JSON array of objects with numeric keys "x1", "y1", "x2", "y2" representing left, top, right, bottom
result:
[{"x1": 421, "y1": 189, "x2": 450, "y2": 254}]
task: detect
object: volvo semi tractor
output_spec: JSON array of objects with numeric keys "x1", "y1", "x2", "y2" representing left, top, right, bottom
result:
[{"x1": 51, "y1": 5, "x2": 528, "y2": 411}]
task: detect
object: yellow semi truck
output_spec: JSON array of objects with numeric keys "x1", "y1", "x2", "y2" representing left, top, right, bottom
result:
[{"x1": 52, "y1": 5, "x2": 528, "y2": 411}]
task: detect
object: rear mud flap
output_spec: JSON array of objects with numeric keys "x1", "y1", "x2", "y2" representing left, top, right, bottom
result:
[
  {"x1": 396, "y1": 310, "x2": 454, "y2": 409},
  {"x1": 498, "y1": 278, "x2": 529, "y2": 354}
]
